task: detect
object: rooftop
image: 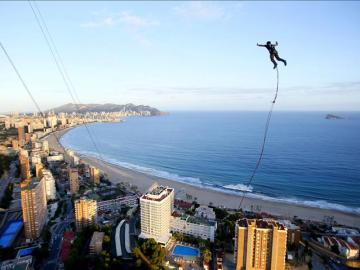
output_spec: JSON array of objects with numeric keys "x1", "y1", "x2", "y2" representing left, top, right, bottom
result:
[
  {"x1": 20, "y1": 177, "x2": 41, "y2": 191},
  {"x1": 237, "y1": 218, "x2": 286, "y2": 231},
  {"x1": 150, "y1": 185, "x2": 167, "y2": 195},
  {"x1": 90, "y1": 231, "x2": 104, "y2": 245},
  {"x1": 60, "y1": 231, "x2": 75, "y2": 262},
  {"x1": 176, "y1": 214, "x2": 216, "y2": 227},
  {"x1": 141, "y1": 185, "x2": 173, "y2": 202},
  {"x1": 0, "y1": 255, "x2": 33, "y2": 270},
  {"x1": 174, "y1": 199, "x2": 193, "y2": 209}
]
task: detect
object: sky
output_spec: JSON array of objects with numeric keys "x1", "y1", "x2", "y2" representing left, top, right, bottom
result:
[{"x1": 0, "y1": 1, "x2": 360, "y2": 112}]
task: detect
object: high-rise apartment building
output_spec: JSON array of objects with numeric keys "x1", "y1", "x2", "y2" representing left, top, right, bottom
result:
[
  {"x1": 17, "y1": 126, "x2": 25, "y2": 147},
  {"x1": 42, "y1": 141, "x2": 49, "y2": 154},
  {"x1": 35, "y1": 163, "x2": 43, "y2": 178},
  {"x1": 20, "y1": 177, "x2": 47, "y2": 240},
  {"x1": 41, "y1": 169, "x2": 56, "y2": 201},
  {"x1": 11, "y1": 139, "x2": 19, "y2": 150},
  {"x1": 234, "y1": 219, "x2": 287, "y2": 270},
  {"x1": 19, "y1": 150, "x2": 31, "y2": 180},
  {"x1": 74, "y1": 197, "x2": 97, "y2": 231},
  {"x1": 89, "y1": 166, "x2": 100, "y2": 185},
  {"x1": 139, "y1": 183, "x2": 174, "y2": 245},
  {"x1": 69, "y1": 167, "x2": 79, "y2": 195}
]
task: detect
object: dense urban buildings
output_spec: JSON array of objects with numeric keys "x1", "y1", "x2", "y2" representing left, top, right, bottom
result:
[
  {"x1": 97, "y1": 194, "x2": 138, "y2": 213},
  {"x1": 20, "y1": 177, "x2": 47, "y2": 240},
  {"x1": 234, "y1": 218, "x2": 287, "y2": 270},
  {"x1": 69, "y1": 167, "x2": 79, "y2": 195},
  {"x1": 74, "y1": 197, "x2": 97, "y2": 231},
  {"x1": 139, "y1": 184, "x2": 174, "y2": 245},
  {"x1": 1, "y1": 106, "x2": 359, "y2": 270}
]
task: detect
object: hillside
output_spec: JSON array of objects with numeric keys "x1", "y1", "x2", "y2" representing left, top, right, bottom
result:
[{"x1": 49, "y1": 103, "x2": 163, "y2": 116}]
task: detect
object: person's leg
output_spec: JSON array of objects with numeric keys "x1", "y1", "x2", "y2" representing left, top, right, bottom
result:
[
  {"x1": 270, "y1": 54, "x2": 277, "y2": 69},
  {"x1": 275, "y1": 52, "x2": 287, "y2": 66}
]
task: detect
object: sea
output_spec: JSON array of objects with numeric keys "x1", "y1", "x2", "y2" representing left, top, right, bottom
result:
[{"x1": 60, "y1": 111, "x2": 360, "y2": 214}]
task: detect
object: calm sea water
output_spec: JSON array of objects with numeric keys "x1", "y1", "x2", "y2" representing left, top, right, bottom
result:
[{"x1": 60, "y1": 112, "x2": 360, "y2": 213}]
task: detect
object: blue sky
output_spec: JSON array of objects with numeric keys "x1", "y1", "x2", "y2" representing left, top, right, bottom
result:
[{"x1": 1, "y1": 1, "x2": 360, "y2": 112}]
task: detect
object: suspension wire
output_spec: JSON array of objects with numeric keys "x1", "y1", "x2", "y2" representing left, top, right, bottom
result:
[
  {"x1": 238, "y1": 67, "x2": 279, "y2": 210},
  {"x1": 28, "y1": 0, "x2": 105, "y2": 161},
  {"x1": 0, "y1": 42, "x2": 67, "y2": 154}
]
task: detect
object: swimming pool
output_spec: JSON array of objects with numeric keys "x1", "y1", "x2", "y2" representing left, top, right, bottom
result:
[
  {"x1": 172, "y1": 244, "x2": 200, "y2": 259},
  {"x1": 0, "y1": 220, "x2": 23, "y2": 248},
  {"x1": 17, "y1": 247, "x2": 35, "y2": 257}
]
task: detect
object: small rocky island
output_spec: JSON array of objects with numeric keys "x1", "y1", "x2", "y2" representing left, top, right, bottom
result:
[{"x1": 325, "y1": 114, "x2": 344, "y2": 120}]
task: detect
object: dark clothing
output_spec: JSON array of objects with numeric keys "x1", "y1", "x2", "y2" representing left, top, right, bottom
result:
[
  {"x1": 270, "y1": 51, "x2": 286, "y2": 67},
  {"x1": 265, "y1": 44, "x2": 277, "y2": 54},
  {"x1": 258, "y1": 42, "x2": 286, "y2": 68}
]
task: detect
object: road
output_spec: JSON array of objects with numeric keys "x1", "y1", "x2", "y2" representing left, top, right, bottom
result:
[
  {"x1": 44, "y1": 196, "x2": 73, "y2": 270},
  {"x1": 128, "y1": 216, "x2": 137, "y2": 250}
]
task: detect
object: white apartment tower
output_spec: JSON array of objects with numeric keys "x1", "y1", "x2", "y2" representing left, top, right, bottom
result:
[
  {"x1": 139, "y1": 183, "x2": 174, "y2": 245},
  {"x1": 41, "y1": 169, "x2": 56, "y2": 201}
]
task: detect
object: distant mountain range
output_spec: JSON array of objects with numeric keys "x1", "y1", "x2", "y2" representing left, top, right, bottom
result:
[{"x1": 49, "y1": 103, "x2": 163, "y2": 116}]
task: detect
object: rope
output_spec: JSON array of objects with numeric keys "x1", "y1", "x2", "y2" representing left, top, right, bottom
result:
[
  {"x1": 28, "y1": 0, "x2": 105, "y2": 161},
  {"x1": 0, "y1": 42, "x2": 67, "y2": 155},
  {"x1": 238, "y1": 67, "x2": 279, "y2": 210}
]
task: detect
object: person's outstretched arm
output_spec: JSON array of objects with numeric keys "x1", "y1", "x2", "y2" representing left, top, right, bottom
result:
[
  {"x1": 257, "y1": 43, "x2": 265, "y2": 47},
  {"x1": 274, "y1": 41, "x2": 278, "y2": 46}
]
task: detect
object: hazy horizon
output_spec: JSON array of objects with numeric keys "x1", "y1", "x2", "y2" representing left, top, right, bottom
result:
[{"x1": 1, "y1": 1, "x2": 360, "y2": 112}]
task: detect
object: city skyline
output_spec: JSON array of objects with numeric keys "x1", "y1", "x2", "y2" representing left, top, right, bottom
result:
[
  {"x1": 1, "y1": 1, "x2": 360, "y2": 112},
  {"x1": 0, "y1": 106, "x2": 359, "y2": 268}
]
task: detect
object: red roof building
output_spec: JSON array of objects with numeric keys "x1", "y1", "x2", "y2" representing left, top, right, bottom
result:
[
  {"x1": 174, "y1": 199, "x2": 193, "y2": 210},
  {"x1": 60, "y1": 231, "x2": 75, "y2": 262}
]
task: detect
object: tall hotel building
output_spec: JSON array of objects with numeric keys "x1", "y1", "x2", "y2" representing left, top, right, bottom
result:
[
  {"x1": 19, "y1": 150, "x2": 31, "y2": 180},
  {"x1": 234, "y1": 219, "x2": 287, "y2": 270},
  {"x1": 139, "y1": 184, "x2": 174, "y2": 245},
  {"x1": 20, "y1": 177, "x2": 47, "y2": 240},
  {"x1": 74, "y1": 197, "x2": 97, "y2": 231},
  {"x1": 18, "y1": 126, "x2": 25, "y2": 147},
  {"x1": 89, "y1": 166, "x2": 100, "y2": 185},
  {"x1": 69, "y1": 167, "x2": 79, "y2": 195},
  {"x1": 35, "y1": 163, "x2": 43, "y2": 178},
  {"x1": 42, "y1": 140, "x2": 49, "y2": 154}
]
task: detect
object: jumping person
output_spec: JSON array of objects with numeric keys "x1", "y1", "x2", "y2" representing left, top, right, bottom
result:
[{"x1": 257, "y1": 41, "x2": 287, "y2": 69}]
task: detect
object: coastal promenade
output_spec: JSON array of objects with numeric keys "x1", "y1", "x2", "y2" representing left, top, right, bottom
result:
[{"x1": 47, "y1": 128, "x2": 360, "y2": 228}]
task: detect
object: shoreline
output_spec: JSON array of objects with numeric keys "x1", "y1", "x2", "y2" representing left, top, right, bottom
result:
[{"x1": 47, "y1": 126, "x2": 360, "y2": 228}]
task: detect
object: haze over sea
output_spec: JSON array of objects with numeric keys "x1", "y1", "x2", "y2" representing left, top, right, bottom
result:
[{"x1": 61, "y1": 112, "x2": 360, "y2": 214}]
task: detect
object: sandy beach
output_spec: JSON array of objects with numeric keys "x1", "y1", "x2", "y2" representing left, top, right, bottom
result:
[{"x1": 46, "y1": 127, "x2": 360, "y2": 228}]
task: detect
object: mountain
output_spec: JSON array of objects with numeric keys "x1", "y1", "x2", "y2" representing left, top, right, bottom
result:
[
  {"x1": 49, "y1": 103, "x2": 163, "y2": 116},
  {"x1": 325, "y1": 114, "x2": 343, "y2": 120}
]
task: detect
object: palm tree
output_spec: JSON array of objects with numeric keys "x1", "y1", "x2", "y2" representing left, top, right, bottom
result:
[{"x1": 202, "y1": 249, "x2": 212, "y2": 264}]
